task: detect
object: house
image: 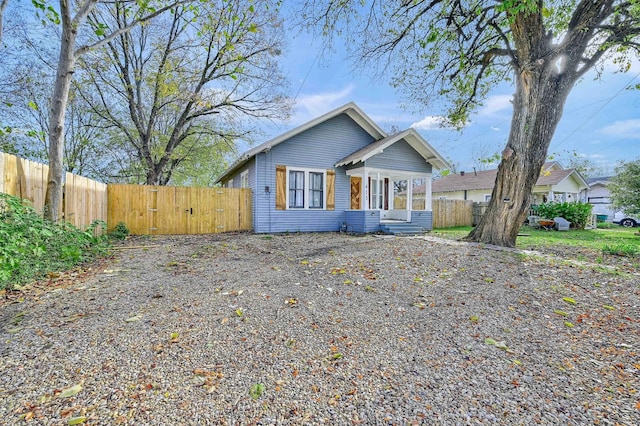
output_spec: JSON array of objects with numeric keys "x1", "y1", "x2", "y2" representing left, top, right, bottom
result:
[
  {"x1": 585, "y1": 176, "x2": 615, "y2": 220},
  {"x1": 429, "y1": 162, "x2": 588, "y2": 204},
  {"x1": 215, "y1": 102, "x2": 449, "y2": 234}
]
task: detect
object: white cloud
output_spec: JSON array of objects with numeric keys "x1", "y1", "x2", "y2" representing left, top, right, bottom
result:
[
  {"x1": 490, "y1": 126, "x2": 501, "y2": 131},
  {"x1": 293, "y1": 85, "x2": 354, "y2": 123},
  {"x1": 479, "y1": 94, "x2": 513, "y2": 116},
  {"x1": 601, "y1": 119, "x2": 640, "y2": 139},
  {"x1": 410, "y1": 115, "x2": 452, "y2": 130}
]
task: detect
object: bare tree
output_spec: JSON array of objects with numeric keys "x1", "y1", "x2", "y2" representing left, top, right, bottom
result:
[
  {"x1": 78, "y1": 1, "x2": 289, "y2": 185},
  {"x1": 300, "y1": 0, "x2": 640, "y2": 246},
  {"x1": 42, "y1": 0, "x2": 191, "y2": 221}
]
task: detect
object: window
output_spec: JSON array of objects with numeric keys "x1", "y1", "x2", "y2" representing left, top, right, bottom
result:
[
  {"x1": 289, "y1": 171, "x2": 305, "y2": 208},
  {"x1": 286, "y1": 168, "x2": 325, "y2": 209},
  {"x1": 484, "y1": 195, "x2": 492, "y2": 202},
  {"x1": 309, "y1": 172, "x2": 324, "y2": 208},
  {"x1": 370, "y1": 179, "x2": 383, "y2": 210},
  {"x1": 240, "y1": 170, "x2": 249, "y2": 188}
]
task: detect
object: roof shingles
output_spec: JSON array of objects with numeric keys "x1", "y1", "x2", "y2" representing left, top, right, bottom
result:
[{"x1": 431, "y1": 168, "x2": 586, "y2": 193}]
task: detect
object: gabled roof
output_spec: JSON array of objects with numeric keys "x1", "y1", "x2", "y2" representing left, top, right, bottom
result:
[
  {"x1": 334, "y1": 128, "x2": 450, "y2": 170},
  {"x1": 542, "y1": 161, "x2": 563, "y2": 172},
  {"x1": 431, "y1": 167, "x2": 588, "y2": 193},
  {"x1": 586, "y1": 176, "x2": 613, "y2": 186},
  {"x1": 216, "y1": 102, "x2": 386, "y2": 184},
  {"x1": 432, "y1": 169, "x2": 497, "y2": 192}
]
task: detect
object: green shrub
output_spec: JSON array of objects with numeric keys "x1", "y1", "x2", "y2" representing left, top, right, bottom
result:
[
  {"x1": 533, "y1": 202, "x2": 593, "y2": 229},
  {"x1": 109, "y1": 222, "x2": 130, "y2": 240},
  {"x1": 0, "y1": 193, "x2": 110, "y2": 291}
]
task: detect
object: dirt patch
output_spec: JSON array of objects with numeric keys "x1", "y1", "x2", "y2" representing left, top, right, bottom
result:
[{"x1": 1, "y1": 233, "x2": 638, "y2": 425}]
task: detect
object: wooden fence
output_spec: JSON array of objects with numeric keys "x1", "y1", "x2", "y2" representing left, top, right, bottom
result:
[
  {"x1": 432, "y1": 199, "x2": 474, "y2": 228},
  {"x1": 472, "y1": 202, "x2": 489, "y2": 226},
  {"x1": 0, "y1": 152, "x2": 107, "y2": 229},
  {"x1": 107, "y1": 184, "x2": 252, "y2": 235}
]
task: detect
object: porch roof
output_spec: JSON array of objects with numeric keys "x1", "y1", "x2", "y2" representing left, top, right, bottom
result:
[{"x1": 334, "y1": 128, "x2": 449, "y2": 171}]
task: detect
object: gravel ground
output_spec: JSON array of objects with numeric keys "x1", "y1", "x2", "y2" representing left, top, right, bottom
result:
[{"x1": 1, "y1": 232, "x2": 638, "y2": 425}]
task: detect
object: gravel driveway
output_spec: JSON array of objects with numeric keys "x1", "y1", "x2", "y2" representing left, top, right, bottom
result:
[{"x1": 1, "y1": 233, "x2": 638, "y2": 425}]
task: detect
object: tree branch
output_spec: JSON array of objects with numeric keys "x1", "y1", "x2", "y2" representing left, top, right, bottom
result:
[{"x1": 75, "y1": 0, "x2": 191, "y2": 56}]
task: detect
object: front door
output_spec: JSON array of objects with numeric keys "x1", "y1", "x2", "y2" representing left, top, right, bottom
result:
[
  {"x1": 369, "y1": 177, "x2": 389, "y2": 219},
  {"x1": 350, "y1": 177, "x2": 362, "y2": 209}
]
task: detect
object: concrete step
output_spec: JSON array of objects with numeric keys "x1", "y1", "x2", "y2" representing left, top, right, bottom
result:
[{"x1": 380, "y1": 223, "x2": 426, "y2": 235}]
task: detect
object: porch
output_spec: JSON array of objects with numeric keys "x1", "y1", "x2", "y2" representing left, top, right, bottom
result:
[{"x1": 343, "y1": 168, "x2": 433, "y2": 234}]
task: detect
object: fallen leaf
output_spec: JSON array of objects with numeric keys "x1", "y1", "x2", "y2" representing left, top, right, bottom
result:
[
  {"x1": 249, "y1": 383, "x2": 265, "y2": 400},
  {"x1": 562, "y1": 297, "x2": 577, "y2": 305},
  {"x1": 494, "y1": 341, "x2": 509, "y2": 351},
  {"x1": 68, "y1": 416, "x2": 87, "y2": 425},
  {"x1": 58, "y1": 384, "x2": 82, "y2": 398}
]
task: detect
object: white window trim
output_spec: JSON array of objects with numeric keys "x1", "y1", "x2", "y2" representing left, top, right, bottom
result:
[
  {"x1": 484, "y1": 194, "x2": 492, "y2": 202},
  {"x1": 240, "y1": 170, "x2": 249, "y2": 188},
  {"x1": 285, "y1": 166, "x2": 327, "y2": 210}
]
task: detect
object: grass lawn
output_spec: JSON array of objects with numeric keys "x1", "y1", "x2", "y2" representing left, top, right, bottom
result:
[{"x1": 432, "y1": 225, "x2": 640, "y2": 257}]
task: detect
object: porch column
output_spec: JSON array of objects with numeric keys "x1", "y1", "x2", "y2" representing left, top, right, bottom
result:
[
  {"x1": 387, "y1": 177, "x2": 393, "y2": 211},
  {"x1": 425, "y1": 175, "x2": 432, "y2": 210},
  {"x1": 363, "y1": 168, "x2": 369, "y2": 211},
  {"x1": 407, "y1": 175, "x2": 413, "y2": 212}
]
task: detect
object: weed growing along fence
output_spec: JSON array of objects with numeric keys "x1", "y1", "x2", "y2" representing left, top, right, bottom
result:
[{"x1": 0, "y1": 193, "x2": 109, "y2": 290}]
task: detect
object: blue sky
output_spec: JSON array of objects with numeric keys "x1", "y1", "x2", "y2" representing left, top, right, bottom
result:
[{"x1": 262, "y1": 26, "x2": 640, "y2": 176}]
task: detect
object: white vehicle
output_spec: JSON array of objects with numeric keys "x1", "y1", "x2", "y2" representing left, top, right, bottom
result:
[{"x1": 613, "y1": 211, "x2": 640, "y2": 227}]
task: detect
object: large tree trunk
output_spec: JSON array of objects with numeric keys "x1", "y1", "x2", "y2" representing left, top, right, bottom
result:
[
  {"x1": 466, "y1": 12, "x2": 576, "y2": 247},
  {"x1": 44, "y1": 10, "x2": 77, "y2": 222}
]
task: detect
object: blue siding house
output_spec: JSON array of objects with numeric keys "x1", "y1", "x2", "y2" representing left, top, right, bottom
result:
[{"x1": 216, "y1": 103, "x2": 449, "y2": 234}]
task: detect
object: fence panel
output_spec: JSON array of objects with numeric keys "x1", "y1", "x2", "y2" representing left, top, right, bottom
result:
[
  {"x1": 107, "y1": 184, "x2": 252, "y2": 235},
  {"x1": 472, "y1": 202, "x2": 489, "y2": 226},
  {"x1": 432, "y1": 199, "x2": 474, "y2": 228},
  {"x1": 64, "y1": 172, "x2": 108, "y2": 228},
  {"x1": 1, "y1": 152, "x2": 107, "y2": 229},
  {"x1": 1, "y1": 152, "x2": 48, "y2": 213}
]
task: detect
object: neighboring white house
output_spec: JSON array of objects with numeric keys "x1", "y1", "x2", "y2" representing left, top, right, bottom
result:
[
  {"x1": 429, "y1": 162, "x2": 588, "y2": 203},
  {"x1": 586, "y1": 176, "x2": 615, "y2": 220}
]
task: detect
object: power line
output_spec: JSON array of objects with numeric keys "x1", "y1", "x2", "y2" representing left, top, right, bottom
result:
[{"x1": 553, "y1": 71, "x2": 640, "y2": 148}]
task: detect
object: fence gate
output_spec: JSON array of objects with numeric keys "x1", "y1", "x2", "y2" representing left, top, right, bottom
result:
[{"x1": 107, "y1": 185, "x2": 251, "y2": 235}]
